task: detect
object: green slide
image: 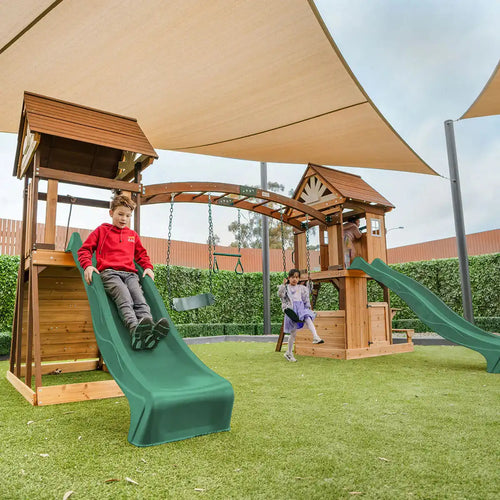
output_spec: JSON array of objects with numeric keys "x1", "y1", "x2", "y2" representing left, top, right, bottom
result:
[
  {"x1": 350, "y1": 257, "x2": 500, "y2": 373},
  {"x1": 67, "y1": 233, "x2": 234, "y2": 446}
]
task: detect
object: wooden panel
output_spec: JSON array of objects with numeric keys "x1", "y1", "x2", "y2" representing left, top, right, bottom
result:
[
  {"x1": 36, "y1": 167, "x2": 141, "y2": 193},
  {"x1": 345, "y1": 342, "x2": 413, "y2": 359},
  {"x1": 366, "y1": 214, "x2": 387, "y2": 263},
  {"x1": 31, "y1": 250, "x2": 76, "y2": 267},
  {"x1": 294, "y1": 232, "x2": 307, "y2": 272},
  {"x1": 44, "y1": 179, "x2": 58, "y2": 244},
  {"x1": 368, "y1": 302, "x2": 391, "y2": 345},
  {"x1": 296, "y1": 345, "x2": 347, "y2": 359},
  {"x1": 36, "y1": 380, "x2": 124, "y2": 406},
  {"x1": 295, "y1": 311, "x2": 346, "y2": 354},
  {"x1": 327, "y1": 225, "x2": 342, "y2": 268},
  {"x1": 19, "y1": 360, "x2": 100, "y2": 377},
  {"x1": 18, "y1": 266, "x2": 98, "y2": 363},
  {"x1": 344, "y1": 276, "x2": 368, "y2": 349}
]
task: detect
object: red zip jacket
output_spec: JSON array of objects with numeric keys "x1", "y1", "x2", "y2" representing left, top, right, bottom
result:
[{"x1": 77, "y1": 223, "x2": 153, "y2": 273}]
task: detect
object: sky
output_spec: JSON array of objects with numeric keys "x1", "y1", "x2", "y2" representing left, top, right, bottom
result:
[{"x1": 0, "y1": 0, "x2": 499, "y2": 250}]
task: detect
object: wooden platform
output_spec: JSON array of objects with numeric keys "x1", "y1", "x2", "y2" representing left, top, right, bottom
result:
[{"x1": 294, "y1": 310, "x2": 413, "y2": 360}]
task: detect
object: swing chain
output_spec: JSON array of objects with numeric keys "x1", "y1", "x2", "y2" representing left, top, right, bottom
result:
[
  {"x1": 64, "y1": 195, "x2": 77, "y2": 249},
  {"x1": 305, "y1": 215, "x2": 312, "y2": 290},
  {"x1": 280, "y1": 207, "x2": 287, "y2": 278},
  {"x1": 207, "y1": 194, "x2": 214, "y2": 294},
  {"x1": 166, "y1": 193, "x2": 175, "y2": 309},
  {"x1": 237, "y1": 208, "x2": 241, "y2": 254}
]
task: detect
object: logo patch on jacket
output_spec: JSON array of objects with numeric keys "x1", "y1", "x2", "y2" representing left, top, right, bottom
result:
[{"x1": 128, "y1": 236, "x2": 135, "y2": 243}]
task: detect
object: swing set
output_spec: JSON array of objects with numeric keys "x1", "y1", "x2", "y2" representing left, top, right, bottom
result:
[
  {"x1": 142, "y1": 181, "x2": 327, "y2": 313},
  {"x1": 165, "y1": 192, "x2": 245, "y2": 312}
]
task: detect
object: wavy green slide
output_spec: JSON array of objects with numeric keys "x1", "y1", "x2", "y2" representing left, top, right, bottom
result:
[
  {"x1": 67, "y1": 233, "x2": 234, "y2": 446},
  {"x1": 350, "y1": 257, "x2": 500, "y2": 373}
]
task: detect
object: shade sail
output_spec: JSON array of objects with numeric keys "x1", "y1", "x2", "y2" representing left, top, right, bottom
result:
[
  {"x1": 0, "y1": 0, "x2": 436, "y2": 175},
  {"x1": 461, "y1": 60, "x2": 500, "y2": 119}
]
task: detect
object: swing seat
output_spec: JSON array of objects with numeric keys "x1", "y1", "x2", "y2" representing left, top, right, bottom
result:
[{"x1": 172, "y1": 293, "x2": 216, "y2": 312}]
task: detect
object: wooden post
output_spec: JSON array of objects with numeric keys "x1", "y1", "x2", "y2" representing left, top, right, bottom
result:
[
  {"x1": 32, "y1": 266, "x2": 42, "y2": 390},
  {"x1": 11, "y1": 176, "x2": 29, "y2": 376},
  {"x1": 44, "y1": 179, "x2": 58, "y2": 246},
  {"x1": 275, "y1": 320, "x2": 286, "y2": 352},
  {"x1": 344, "y1": 275, "x2": 369, "y2": 349},
  {"x1": 30, "y1": 156, "x2": 40, "y2": 251},
  {"x1": 134, "y1": 164, "x2": 141, "y2": 234},
  {"x1": 294, "y1": 232, "x2": 307, "y2": 273},
  {"x1": 327, "y1": 224, "x2": 342, "y2": 268},
  {"x1": 25, "y1": 261, "x2": 34, "y2": 388}
]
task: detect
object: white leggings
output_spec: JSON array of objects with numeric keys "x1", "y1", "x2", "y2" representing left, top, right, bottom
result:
[{"x1": 286, "y1": 317, "x2": 319, "y2": 354}]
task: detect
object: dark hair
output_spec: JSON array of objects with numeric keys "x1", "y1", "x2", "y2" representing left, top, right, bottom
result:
[{"x1": 288, "y1": 268, "x2": 300, "y2": 278}]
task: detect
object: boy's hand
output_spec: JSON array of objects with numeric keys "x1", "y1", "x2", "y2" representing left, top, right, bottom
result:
[
  {"x1": 84, "y1": 266, "x2": 99, "y2": 285},
  {"x1": 143, "y1": 268, "x2": 154, "y2": 281}
]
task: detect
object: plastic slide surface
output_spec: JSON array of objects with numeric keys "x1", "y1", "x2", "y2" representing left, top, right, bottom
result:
[
  {"x1": 350, "y1": 257, "x2": 500, "y2": 373},
  {"x1": 67, "y1": 233, "x2": 234, "y2": 446}
]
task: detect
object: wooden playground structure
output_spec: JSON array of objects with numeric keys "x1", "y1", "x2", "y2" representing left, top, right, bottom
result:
[
  {"x1": 8, "y1": 92, "x2": 412, "y2": 406},
  {"x1": 279, "y1": 164, "x2": 414, "y2": 359},
  {"x1": 8, "y1": 92, "x2": 157, "y2": 405}
]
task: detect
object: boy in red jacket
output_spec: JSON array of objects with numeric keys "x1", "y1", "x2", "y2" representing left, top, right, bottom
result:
[{"x1": 78, "y1": 194, "x2": 169, "y2": 350}]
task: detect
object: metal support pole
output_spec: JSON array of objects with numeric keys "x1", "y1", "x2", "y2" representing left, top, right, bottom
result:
[
  {"x1": 444, "y1": 120, "x2": 474, "y2": 323},
  {"x1": 261, "y1": 162, "x2": 271, "y2": 335}
]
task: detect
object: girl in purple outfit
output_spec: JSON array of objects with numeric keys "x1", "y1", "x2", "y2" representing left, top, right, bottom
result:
[{"x1": 278, "y1": 269, "x2": 324, "y2": 362}]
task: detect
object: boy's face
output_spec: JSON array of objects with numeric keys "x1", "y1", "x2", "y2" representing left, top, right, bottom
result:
[{"x1": 109, "y1": 205, "x2": 132, "y2": 229}]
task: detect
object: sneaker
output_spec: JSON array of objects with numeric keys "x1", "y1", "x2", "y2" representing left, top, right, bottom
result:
[
  {"x1": 144, "y1": 318, "x2": 170, "y2": 350},
  {"x1": 284, "y1": 352, "x2": 297, "y2": 362},
  {"x1": 312, "y1": 338, "x2": 324, "y2": 344},
  {"x1": 130, "y1": 317, "x2": 154, "y2": 350}
]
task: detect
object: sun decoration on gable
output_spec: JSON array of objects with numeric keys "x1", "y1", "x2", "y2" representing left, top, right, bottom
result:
[{"x1": 299, "y1": 175, "x2": 343, "y2": 206}]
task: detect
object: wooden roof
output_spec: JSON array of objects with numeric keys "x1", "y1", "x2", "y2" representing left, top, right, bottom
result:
[
  {"x1": 22, "y1": 92, "x2": 158, "y2": 158},
  {"x1": 296, "y1": 163, "x2": 394, "y2": 209}
]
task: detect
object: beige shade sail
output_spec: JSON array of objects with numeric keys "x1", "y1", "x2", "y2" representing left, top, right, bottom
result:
[
  {"x1": 0, "y1": 0, "x2": 436, "y2": 175},
  {"x1": 461, "y1": 60, "x2": 500, "y2": 119}
]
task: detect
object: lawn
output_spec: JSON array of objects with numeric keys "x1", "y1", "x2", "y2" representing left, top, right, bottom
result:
[{"x1": 0, "y1": 344, "x2": 498, "y2": 499}]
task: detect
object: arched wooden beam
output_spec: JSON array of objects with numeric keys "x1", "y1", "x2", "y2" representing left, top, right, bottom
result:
[{"x1": 142, "y1": 182, "x2": 327, "y2": 229}]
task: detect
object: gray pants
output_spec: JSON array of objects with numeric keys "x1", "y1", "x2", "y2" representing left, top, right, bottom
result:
[{"x1": 101, "y1": 269, "x2": 152, "y2": 330}]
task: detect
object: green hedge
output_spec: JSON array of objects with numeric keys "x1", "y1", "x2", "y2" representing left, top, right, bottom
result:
[
  {"x1": 0, "y1": 253, "x2": 498, "y2": 333},
  {"x1": 0, "y1": 332, "x2": 11, "y2": 356},
  {"x1": 0, "y1": 255, "x2": 19, "y2": 332}
]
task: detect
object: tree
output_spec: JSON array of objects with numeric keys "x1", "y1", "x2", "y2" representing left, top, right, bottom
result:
[{"x1": 227, "y1": 182, "x2": 295, "y2": 249}]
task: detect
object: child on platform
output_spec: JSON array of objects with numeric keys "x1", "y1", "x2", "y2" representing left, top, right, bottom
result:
[
  {"x1": 78, "y1": 194, "x2": 169, "y2": 350},
  {"x1": 278, "y1": 268, "x2": 323, "y2": 362}
]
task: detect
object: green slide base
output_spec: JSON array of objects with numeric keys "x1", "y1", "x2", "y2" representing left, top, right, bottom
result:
[
  {"x1": 350, "y1": 257, "x2": 500, "y2": 373},
  {"x1": 67, "y1": 233, "x2": 234, "y2": 446}
]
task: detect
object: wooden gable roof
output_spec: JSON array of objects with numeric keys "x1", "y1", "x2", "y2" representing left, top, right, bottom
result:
[
  {"x1": 14, "y1": 92, "x2": 158, "y2": 179},
  {"x1": 23, "y1": 92, "x2": 158, "y2": 157},
  {"x1": 295, "y1": 163, "x2": 394, "y2": 209}
]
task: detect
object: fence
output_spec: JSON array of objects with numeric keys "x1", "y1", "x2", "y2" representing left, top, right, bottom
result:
[{"x1": 387, "y1": 229, "x2": 500, "y2": 264}]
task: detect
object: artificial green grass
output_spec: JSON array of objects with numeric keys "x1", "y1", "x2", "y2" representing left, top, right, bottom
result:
[{"x1": 0, "y1": 344, "x2": 498, "y2": 499}]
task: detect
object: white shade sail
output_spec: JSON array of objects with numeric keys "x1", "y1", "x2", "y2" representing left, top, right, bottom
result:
[
  {"x1": 0, "y1": 0, "x2": 436, "y2": 175},
  {"x1": 461, "y1": 60, "x2": 500, "y2": 119}
]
